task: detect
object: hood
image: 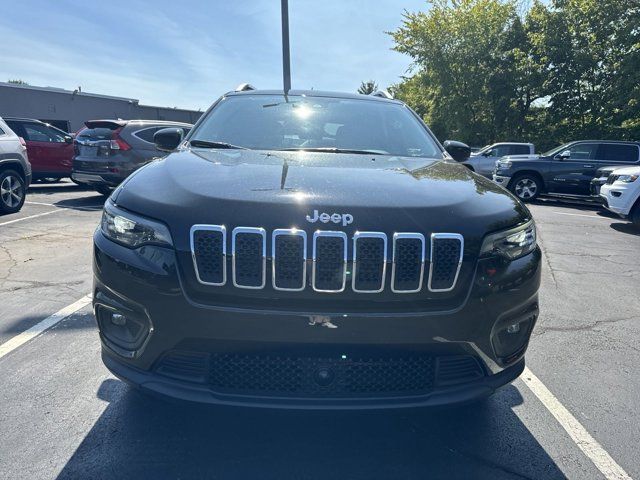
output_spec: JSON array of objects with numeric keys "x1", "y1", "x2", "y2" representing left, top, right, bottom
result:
[
  {"x1": 609, "y1": 166, "x2": 640, "y2": 176},
  {"x1": 500, "y1": 154, "x2": 541, "y2": 161},
  {"x1": 114, "y1": 148, "x2": 529, "y2": 251}
]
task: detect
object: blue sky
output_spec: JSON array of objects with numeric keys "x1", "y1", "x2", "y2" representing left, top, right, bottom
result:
[{"x1": 0, "y1": 0, "x2": 428, "y2": 111}]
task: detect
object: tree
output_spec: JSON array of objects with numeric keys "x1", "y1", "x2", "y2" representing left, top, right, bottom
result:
[
  {"x1": 7, "y1": 79, "x2": 29, "y2": 85},
  {"x1": 357, "y1": 80, "x2": 378, "y2": 95}
]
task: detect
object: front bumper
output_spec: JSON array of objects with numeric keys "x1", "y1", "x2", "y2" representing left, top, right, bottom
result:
[
  {"x1": 600, "y1": 183, "x2": 636, "y2": 217},
  {"x1": 93, "y1": 230, "x2": 541, "y2": 409},
  {"x1": 492, "y1": 174, "x2": 511, "y2": 187}
]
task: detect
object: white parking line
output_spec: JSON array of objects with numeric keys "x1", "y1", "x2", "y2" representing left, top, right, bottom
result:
[
  {"x1": 0, "y1": 209, "x2": 62, "y2": 227},
  {"x1": 521, "y1": 366, "x2": 631, "y2": 480},
  {"x1": 552, "y1": 211, "x2": 609, "y2": 220},
  {"x1": 0, "y1": 295, "x2": 92, "y2": 360}
]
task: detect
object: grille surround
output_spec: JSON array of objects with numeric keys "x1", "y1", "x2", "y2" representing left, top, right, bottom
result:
[
  {"x1": 190, "y1": 226, "x2": 465, "y2": 294},
  {"x1": 272, "y1": 228, "x2": 307, "y2": 291},
  {"x1": 352, "y1": 231, "x2": 387, "y2": 293},
  {"x1": 428, "y1": 233, "x2": 464, "y2": 292},
  {"x1": 312, "y1": 230, "x2": 348, "y2": 293},
  {"x1": 232, "y1": 227, "x2": 267, "y2": 289},
  {"x1": 189, "y1": 224, "x2": 227, "y2": 286}
]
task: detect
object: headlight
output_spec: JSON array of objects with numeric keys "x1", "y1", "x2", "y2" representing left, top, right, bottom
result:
[
  {"x1": 480, "y1": 220, "x2": 536, "y2": 260},
  {"x1": 497, "y1": 160, "x2": 512, "y2": 169},
  {"x1": 615, "y1": 174, "x2": 638, "y2": 183},
  {"x1": 101, "y1": 201, "x2": 173, "y2": 248}
]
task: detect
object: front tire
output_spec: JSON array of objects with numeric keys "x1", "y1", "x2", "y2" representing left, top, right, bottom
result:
[
  {"x1": 95, "y1": 185, "x2": 114, "y2": 197},
  {"x1": 630, "y1": 202, "x2": 640, "y2": 227},
  {"x1": 0, "y1": 169, "x2": 26, "y2": 214},
  {"x1": 509, "y1": 174, "x2": 541, "y2": 202}
]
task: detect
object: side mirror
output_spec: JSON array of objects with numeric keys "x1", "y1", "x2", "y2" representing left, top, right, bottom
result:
[
  {"x1": 64, "y1": 136, "x2": 73, "y2": 144},
  {"x1": 557, "y1": 150, "x2": 571, "y2": 160},
  {"x1": 154, "y1": 128, "x2": 185, "y2": 152},
  {"x1": 443, "y1": 140, "x2": 472, "y2": 162}
]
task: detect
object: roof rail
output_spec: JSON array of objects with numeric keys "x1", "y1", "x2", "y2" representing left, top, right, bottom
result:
[
  {"x1": 235, "y1": 83, "x2": 256, "y2": 92},
  {"x1": 371, "y1": 90, "x2": 393, "y2": 100}
]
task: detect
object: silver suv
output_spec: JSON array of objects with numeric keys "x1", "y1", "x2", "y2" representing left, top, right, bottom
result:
[
  {"x1": 72, "y1": 119, "x2": 192, "y2": 195},
  {"x1": 462, "y1": 142, "x2": 535, "y2": 178},
  {"x1": 0, "y1": 116, "x2": 31, "y2": 214}
]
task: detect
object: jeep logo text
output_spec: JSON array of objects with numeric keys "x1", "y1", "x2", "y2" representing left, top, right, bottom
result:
[{"x1": 306, "y1": 209, "x2": 354, "y2": 227}]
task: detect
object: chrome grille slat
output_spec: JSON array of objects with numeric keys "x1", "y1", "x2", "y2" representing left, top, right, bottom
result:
[
  {"x1": 312, "y1": 231, "x2": 347, "y2": 293},
  {"x1": 272, "y1": 229, "x2": 307, "y2": 291},
  {"x1": 190, "y1": 225, "x2": 226, "y2": 286},
  {"x1": 428, "y1": 233, "x2": 463, "y2": 292},
  {"x1": 232, "y1": 227, "x2": 266, "y2": 289},
  {"x1": 352, "y1": 232, "x2": 387, "y2": 293},
  {"x1": 391, "y1": 233, "x2": 425, "y2": 293}
]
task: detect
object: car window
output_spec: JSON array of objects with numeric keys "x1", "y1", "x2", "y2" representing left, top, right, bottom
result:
[
  {"x1": 75, "y1": 127, "x2": 115, "y2": 142},
  {"x1": 490, "y1": 145, "x2": 511, "y2": 157},
  {"x1": 5, "y1": 121, "x2": 26, "y2": 138},
  {"x1": 192, "y1": 95, "x2": 443, "y2": 158},
  {"x1": 133, "y1": 127, "x2": 162, "y2": 143},
  {"x1": 567, "y1": 143, "x2": 598, "y2": 160},
  {"x1": 598, "y1": 144, "x2": 639, "y2": 163},
  {"x1": 0, "y1": 126, "x2": 5, "y2": 136},
  {"x1": 510, "y1": 145, "x2": 531, "y2": 155},
  {"x1": 23, "y1": 123, "x2": 67, "y2": 143}
]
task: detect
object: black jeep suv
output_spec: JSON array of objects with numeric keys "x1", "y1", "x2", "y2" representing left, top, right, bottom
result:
[
  {"x1": 493, "y1": 140, "x2": 640, "y2": 201},
  {"x1": 93, "y1": 88, "x2": 541, "y2": 408}
]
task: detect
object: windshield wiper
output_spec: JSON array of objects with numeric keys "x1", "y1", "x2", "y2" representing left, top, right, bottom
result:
[
  {"x1": 189, "y1": 140, "x2": 248, "y2": 150},
  {"x1": 277, "y1": 147, "x2": 387, "y2": 155}
]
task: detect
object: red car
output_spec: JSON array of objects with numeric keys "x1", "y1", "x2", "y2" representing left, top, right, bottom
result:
[{"x1": 4, "y1": 117, "x2": 74, "y2": 182}]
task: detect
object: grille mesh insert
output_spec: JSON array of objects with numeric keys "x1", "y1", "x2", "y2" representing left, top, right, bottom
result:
[
  {"x1": 208, "y1": 352, "x2": 435, "y2": 396},
  {"x1": 192, "y1": 230, "x2": 225, "y2": 284},
  {"x1": 274, "y1": 234, "x2": 305, "y2": 290},
  {"x1": 353, "y1": 237, "x2": 386, "y2": 291},
  {"x1": 393, "y1": 237, "x2": 424, "y2": 291},
  {"x1": 234, "y1": 232, "x2": 264, "y2": 287},
  {"x1": 314, "y1": 236, "x2": 346, "y2": 291},
  {"x1": 430, "y1": 237, "x2": 462, "y2": 291}
]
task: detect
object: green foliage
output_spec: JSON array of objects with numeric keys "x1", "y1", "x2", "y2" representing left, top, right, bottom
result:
[
  {"x1": 7, "y1": 79, "x2": 29, "y2": 85},
  {"x1": 358, "y1": 80, "x2": 378, "y2": 95},
  {"x1": 389, "y1": 0, "x2": 640, "y2": 149}
]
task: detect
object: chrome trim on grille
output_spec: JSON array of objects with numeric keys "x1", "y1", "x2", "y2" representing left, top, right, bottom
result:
[
  {"x1": 312, "y1": 230, "x2": 348, "y2": 293},
  {"x1": 190, "y1": 224, "x2": 226, "y2": 286},
  {"x1": 391, "y1": 232, "x2": 425, "y2": 293},
  {"x1": 352, "y1": 231, "x2": 387, "y2": 293},
  {"x1": 272, "y1": 228, "x2": 307, "y2": 292},
  {"x1": 428, "y1": 233, "x2": 464, "y2": 293},
  {"x1": 232, "y1": 226, "x2": 266, "y2": 289}
]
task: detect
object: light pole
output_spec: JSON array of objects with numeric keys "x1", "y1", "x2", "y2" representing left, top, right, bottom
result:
[{"x1": 281, "y1": 0, "x2": 291, "y2": 93}]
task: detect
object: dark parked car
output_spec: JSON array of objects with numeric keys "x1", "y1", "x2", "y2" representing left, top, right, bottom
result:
[
  {"x1": 72, "y1": 119, "x2": 192, "y2": 195},
  {"x1": 493, "y1": 140, "x2": 640, "y2": 201},
  {"x1": 4, "y1": 117, "x2": 74, "y2": 182},
  {"x1": 94, "y1": 88, "x2": 540, "y2": 408}
]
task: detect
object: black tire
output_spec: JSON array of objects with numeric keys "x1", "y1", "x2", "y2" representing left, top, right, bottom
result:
[
  {"x1": 0, "y1": 169, "x2": 27, "y2": 215},
  {"x1": 95, "y1": 185, "x2": 114, "y2": 197},
  {"x1": 630, "y1": 201, "x2": 640, "y2": 227},
  {"x1": 509, "y1": 173, "x2": 541, "y2": 202}
]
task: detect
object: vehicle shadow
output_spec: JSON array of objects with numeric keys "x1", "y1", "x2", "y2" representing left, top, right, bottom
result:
[
  {"x1": 56, "y1": 379, "x2": 567, "y2": 480},
  {"x1": 610, "y1": 222, "x2": 640, "y2": 236},
  {"x1": 27, "y1": 182, "x2": 91, "y2": 194}
]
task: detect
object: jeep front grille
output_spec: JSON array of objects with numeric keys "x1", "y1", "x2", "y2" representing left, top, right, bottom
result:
[{"x1": 191, "y1": 226, "x2": 464, "y2": 294}]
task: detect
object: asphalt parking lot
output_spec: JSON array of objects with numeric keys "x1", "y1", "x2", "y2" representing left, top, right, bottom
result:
[{"x1": 1, "y1": 180, "x2": 639, "y2": 479}]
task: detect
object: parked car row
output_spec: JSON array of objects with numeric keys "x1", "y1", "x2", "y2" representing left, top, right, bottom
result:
[
  {"x1": 474, "y1": 139, "x2": 640, "y2": 225},
  {"x1": 0, "y1": 115, "x2": 192, "y2": 214}
]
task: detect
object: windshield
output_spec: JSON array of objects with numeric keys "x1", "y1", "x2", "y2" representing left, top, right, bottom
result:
[
  {"x1": 190, "y1": 94, "x2": 443, "y2": 158},
  {"x1": 542, "y1": 142, "x2": 573, "y2": 157}
]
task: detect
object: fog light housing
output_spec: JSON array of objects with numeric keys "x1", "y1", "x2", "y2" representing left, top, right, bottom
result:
[
  {"x1": 491, "y1": 304, "x2": 538, "y2": 363},
  {"x1": 95, "y1": 304, "x2": 151, "y2": 358}
]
